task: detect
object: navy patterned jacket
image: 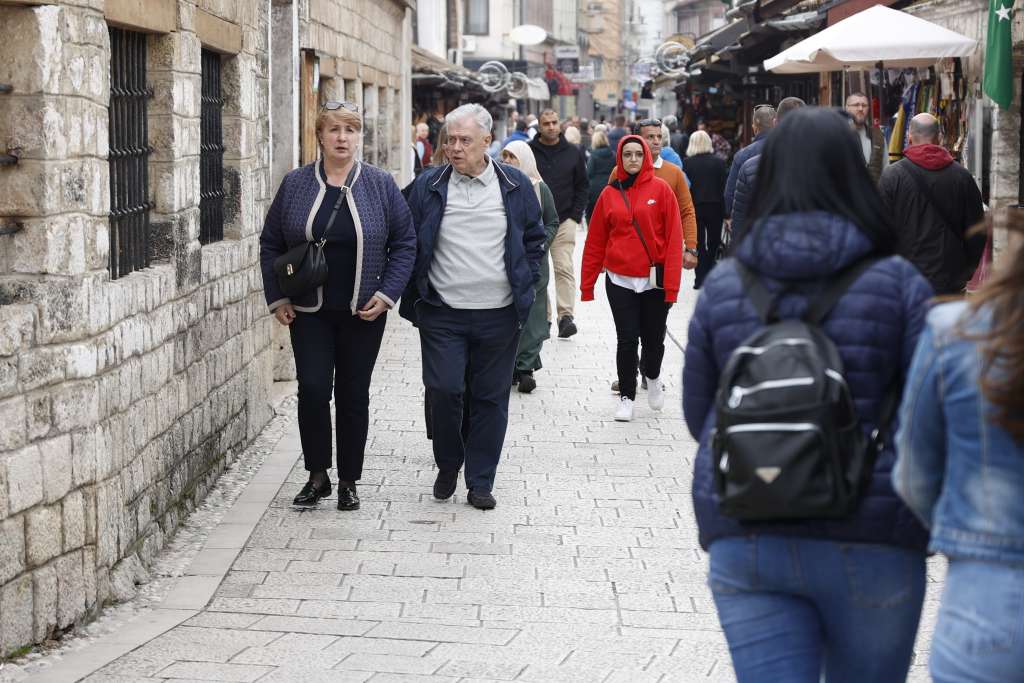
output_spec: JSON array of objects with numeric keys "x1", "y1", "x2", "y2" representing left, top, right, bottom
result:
[
  {"x1": 683, "y1": 211, "x2": 934, "y2": 553},
  {"x1": 259, "y1": 160, "x2": 416, "y2": 314}
]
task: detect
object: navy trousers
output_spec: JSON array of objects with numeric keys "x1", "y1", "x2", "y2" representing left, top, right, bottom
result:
[{"x1": 417, "y1": 302, "x2": 520, "y2": 493}]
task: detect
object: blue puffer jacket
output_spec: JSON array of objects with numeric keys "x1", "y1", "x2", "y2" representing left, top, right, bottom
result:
[
  {"x1": 399, "y1": 161, "x2": 546, "y2": 325},
  {"x1": 724, "y1": 133, "x2": 766, "y2": 216},
  {"x1": 729, "y1": 154, "x2": 759, "y2": 241},
  {"x1": 683, "y1": 211, "x2": 934, "y2": 552}
]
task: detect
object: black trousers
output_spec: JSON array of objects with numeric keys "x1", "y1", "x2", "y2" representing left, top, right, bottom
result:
[
  {"x1": 606, "y1": 279, "x2": 671, "y2": 401},
  {"x1": 289, "y1": 308, "x2": 387, "y2": 480},
  {"x1": 695, "y1": 202, "x2": 724, "y2": 289},
  {"x1": 417, "y1": 302, "x2": 520, "y2": 493}
]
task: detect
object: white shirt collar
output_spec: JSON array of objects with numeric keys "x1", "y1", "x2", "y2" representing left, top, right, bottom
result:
[{"x1": 653, "y1": 155, "x2": 663, "y2": 169}]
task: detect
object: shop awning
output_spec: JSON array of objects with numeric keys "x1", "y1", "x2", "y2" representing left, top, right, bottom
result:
[
  {"x1": 764, "y1": 5, "x2": 978, "y2": 74},
  {"x1": 525, "y1": 77, "x2": 550, "y2": 102}
]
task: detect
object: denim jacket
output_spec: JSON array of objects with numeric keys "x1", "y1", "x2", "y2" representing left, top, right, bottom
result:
[{"x1": 894, "y1": 301, "x2": 1024, "y2": 564}]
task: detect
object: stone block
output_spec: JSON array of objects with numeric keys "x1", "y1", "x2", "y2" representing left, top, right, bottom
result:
[
  {"x1": 32, "y1": 562, "x2": 57, "y2": 642},
  {"x1": 17, "y1": 346, "x2": 66, "y2": 391},
  {"x1": 0, "y1": 516, "x2": 25, "y2": 586},
  {"x1": 39, "y1": 434, "x2": 73, "y2": 503},
  {"x1": 55, "y1": 551, "x2": 85, "y2": 629},
  {"x1": 0, "y1": 395, "x2": 27, "y2": 452},
  {"x1": 26, "y1": 503, "x2": 62, "y2": 567},
  {"x1": 5, "y1": 444, "x2": 43, "y2": 514},
  {"x1": 108, "y1": 552, "x2": 148, "y2": 602},
  {"x1": 82, "y1": 546, "x2": 97, "y2": 609},
  {"x1": 25, "y1": 391, "x2": 52, "y2": 441},
  {"x1": 65, "y1": 342, "x2": 98, "y2": 379},
  {"x1": 0, "y1": 574, "x2": 33, "y2": 657},
  {"x1": 71, "y1": 428, "x2": 98, "y2": 487},
  {"x1": 62, "y1": 489, "x2": 86, "y2": 551},
  {"x1": 51, "y1": 379, "x2": 99, "y2": 432},
  {"x1": 0, "y1": 304, "x2": 34, "y2": 357}
]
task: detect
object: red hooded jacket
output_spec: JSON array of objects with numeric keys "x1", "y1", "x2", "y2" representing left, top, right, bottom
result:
[{"x1": 581, "y1": 135, "x2": 683, "y2": 302}]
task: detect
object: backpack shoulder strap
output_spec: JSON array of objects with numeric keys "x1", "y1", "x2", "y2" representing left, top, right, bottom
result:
[
  {"x1": 802, "y1": 257, "x2": 881, "y2": 325},
  {"x1": 901, "y1": 162, "x2": 964, "y2": 244},
  {"x1": 735, "y1": 261, "x2": 781, "y2": 324}
]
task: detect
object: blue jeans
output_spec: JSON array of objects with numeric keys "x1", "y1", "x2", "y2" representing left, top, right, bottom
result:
[
  {"x1": 930, "y1": 559, "x2": 1024, "y2": 682},
  {"x1": 709, "y1": 536, "x2": 926, "y2": 682}
]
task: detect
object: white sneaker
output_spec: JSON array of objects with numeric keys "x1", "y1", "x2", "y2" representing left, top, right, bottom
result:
[
  {"x1": 647, "y1": 377, "x2": 665, "y2": 411},
  {"x1": 614, "y1": 396, "x2": 634, "y2": 422}
]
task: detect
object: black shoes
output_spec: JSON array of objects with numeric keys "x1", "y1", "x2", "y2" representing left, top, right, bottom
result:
[
  {"x1": 557, "y1": 315, "x2": 577, "y2": 339},
  {"x1": 517, "y1": 371, "x2": 536, "y2": 394},
  {"x1": 467, "y1": 490, "x2": 496, "y2": 510},
  {"x1": 337, "y1": 482, "x2": 359, "y2": 510},
  {"x1": 433, "y1": 470, "x2": 459, "y2": 500},
  {"x1": 293, "y1": 478, "x2": 331, "y2": 507}
]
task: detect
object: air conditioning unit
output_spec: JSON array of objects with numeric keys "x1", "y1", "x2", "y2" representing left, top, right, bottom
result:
[
  {"x1": 461, "y1": 35, "x2": 477, "y2": 53},
  {"x1": 447, "y1": 48, "x2": 459, "y2": 64}
]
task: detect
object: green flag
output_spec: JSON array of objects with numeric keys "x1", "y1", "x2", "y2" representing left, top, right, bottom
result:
[{"x1": 984, "y1": 0, "x2": 1015, "y2": 108}]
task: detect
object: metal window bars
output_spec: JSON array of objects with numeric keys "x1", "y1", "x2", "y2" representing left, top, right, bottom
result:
[
  {"x1": 107, "y1": 27, "x2": 152, "y2": 279},
  {"x1": 199, "y1": 49, "x2": 225, "y2": 244}
]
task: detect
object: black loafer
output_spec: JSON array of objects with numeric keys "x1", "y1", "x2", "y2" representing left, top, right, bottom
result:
[
  {"x1": 517, "y1": 372, "x2": 536, "y2": 394},
  {"x1": 467, "y1": 490, "x2": 496, "y2": 510},
  {"x1": 293, "y1": 479, "x2": 331, "y2": 507},
  {"x1": 433, "y1": 470, "x2": 459, "y2": 500},
  {"x1": 337, "y1": 483, "x2": 360, "y2": 511}
]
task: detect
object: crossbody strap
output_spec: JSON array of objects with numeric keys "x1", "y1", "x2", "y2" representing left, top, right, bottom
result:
[
  {"x1": 317, "y1": 163, "x2": 359, "y2": 245},
  {"x1": 902, "y1": 162, "x2": 964, "y2": 245},
  {"x1": 615, "y1": 182, "x2": 655, "y2": 267}
]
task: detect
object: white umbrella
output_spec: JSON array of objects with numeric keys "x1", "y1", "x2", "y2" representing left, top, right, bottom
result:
[{"x1": 764, "y1": 5, "x2": 977, "y2": 74}]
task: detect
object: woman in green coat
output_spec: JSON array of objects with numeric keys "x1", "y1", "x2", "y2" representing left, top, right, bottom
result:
[{"x1": 501, "y1": 140, "x2": 560, "y2": 393}]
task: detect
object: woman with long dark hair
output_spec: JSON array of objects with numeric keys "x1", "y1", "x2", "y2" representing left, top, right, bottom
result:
[
  {"x1": 682, "y1": 107, "x2": 934, "y2": 681},
  {"x1": 894, "y1": 210, "x2": 1024, "y2": 682}
]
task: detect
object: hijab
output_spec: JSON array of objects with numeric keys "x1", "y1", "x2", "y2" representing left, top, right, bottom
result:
[{"x1": 503, "y1": 140, "x2": 543, "y2": 201}]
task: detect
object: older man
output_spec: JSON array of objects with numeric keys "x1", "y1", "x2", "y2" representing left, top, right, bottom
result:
[
  {"x1": 879, "y1": 113, "x2": 985, "y2": 295},
  {"x1": 402, "y1": 104, "x2": 546, "y2": 510},
  {"x1": 724, "y1": 104, "x2": 775, "y2": 217}
]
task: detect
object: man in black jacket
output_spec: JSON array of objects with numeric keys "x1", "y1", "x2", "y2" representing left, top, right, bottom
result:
[
  {"x1": 530, "y1": 109, "x2": 588, "y2": 338},
  {"x1": 879, "y1": 113, "x2": 985, "y2": 295}
]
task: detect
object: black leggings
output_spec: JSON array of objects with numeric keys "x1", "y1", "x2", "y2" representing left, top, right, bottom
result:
[
  {"x1": 605, "y1": 279, "x2": 671, "y2": 400},
  {"x1": 289, "y1": 309, "x2": 386, "y2": 480}
]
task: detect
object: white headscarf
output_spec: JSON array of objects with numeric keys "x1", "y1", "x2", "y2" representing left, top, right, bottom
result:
[{"x1": 502, "y1": 140, "x2": 543, "y2": 201}]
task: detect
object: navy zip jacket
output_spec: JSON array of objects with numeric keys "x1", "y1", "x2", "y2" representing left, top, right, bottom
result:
[
  {"x1": 724, "y1": 133, "x2": 766, "y2": 217},
  {"x1": 729, "y1": 154, "x2": 760, "y2": 241},
  {"x1": 398, "y1": 161, "x2": 546, "y2": 325},
  {"x1": 683, "y1": 211, "x2": 934, "y2": 552}
]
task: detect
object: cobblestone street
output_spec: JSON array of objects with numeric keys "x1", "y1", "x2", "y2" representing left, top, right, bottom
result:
[{"x1": 12, "y1": 239, "x2": 943, "y2": 682}]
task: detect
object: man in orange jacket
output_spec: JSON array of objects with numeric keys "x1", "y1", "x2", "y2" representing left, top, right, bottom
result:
[{"x1": 605, "y1": 119, "x2": 698, "y2": 393}]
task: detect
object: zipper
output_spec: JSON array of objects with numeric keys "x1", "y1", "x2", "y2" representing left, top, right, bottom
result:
[
  {"x1": 728, "y1": 377, "x2": 814, "y2": 409},
  {"x1": 725, "y1": 422, "x2": 823, "y2": 434},
  {"x1": 733, "y1": 338, "x2": 813, "y2": 356}
]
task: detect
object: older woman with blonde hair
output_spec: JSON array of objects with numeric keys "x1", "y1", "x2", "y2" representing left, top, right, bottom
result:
[
  {"x1": 682, "y1": 129, "x2": 727, "y2": 287},
  {"x1": 501, "y1": 140, "x2": 560, "y2": 393},
  {"x1": 260, "y1": 101, "x2": 415, "y2": 510}
]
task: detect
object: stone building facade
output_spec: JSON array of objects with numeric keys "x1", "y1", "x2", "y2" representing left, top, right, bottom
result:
[
  {"x1": 269, "y1": 0, "x2": 413, "y2": 380},
  {"x1": 0, "y1": 0, "x2": 274, "y2": 656}
]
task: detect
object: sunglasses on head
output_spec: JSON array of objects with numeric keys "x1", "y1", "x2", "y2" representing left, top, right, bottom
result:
[
  {"x1": 753, "y1": 104, "x2": 776, "y2": 113},
  {"x1": 322, "y1": 101, "x2": 360, "y2": 113},
  {"x1": 637, "y1": 118, "x2": 662, "y2": 128}
]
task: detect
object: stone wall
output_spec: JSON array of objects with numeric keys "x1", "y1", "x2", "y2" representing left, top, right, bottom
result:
[{"x1": 0, "y1": 0, "x2": 273, "y2": 657}]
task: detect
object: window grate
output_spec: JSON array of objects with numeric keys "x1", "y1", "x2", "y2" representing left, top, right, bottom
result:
[
  {"x1": 108, "y1": 27, "x2": 152, "y2": 279},
  {"x1": 200, "y1": 49, "x2": 225, "y2": 244}
]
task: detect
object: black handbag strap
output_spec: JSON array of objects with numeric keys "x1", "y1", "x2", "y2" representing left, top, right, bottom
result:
[
  {"x1": 615, "y1": 183, "x2": 655, "y2": 267},
  {"x1": 902, "y1": 162, "x2": 964, "y2": 245},
  {"x1": 316, "y1": 163, "x2": 359, "y2": 245}
]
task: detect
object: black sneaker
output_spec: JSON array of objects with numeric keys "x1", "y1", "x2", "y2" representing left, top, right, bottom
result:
[
  {"x1": 467, "y1": 490, "x2": 496, "y2": 510},
  {"x1": 517, "y1": 371, "x2": 536, "y2": 394},
  {"x1": 557, "y1": 316, "x2": 578, "y2": 339},
  {"x1": 433, "y1": 470, "x2": 459, "y2": 500}
]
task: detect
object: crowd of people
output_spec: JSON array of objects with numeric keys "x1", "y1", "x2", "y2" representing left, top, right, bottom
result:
[{"x1": 260, "y1": 96, "x2": 1020, "y2": 682}]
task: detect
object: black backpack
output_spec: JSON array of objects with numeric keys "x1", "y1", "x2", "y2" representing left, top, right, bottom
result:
[{"x1": 712, "y1": 259, "x2": 899, "y2": 522}]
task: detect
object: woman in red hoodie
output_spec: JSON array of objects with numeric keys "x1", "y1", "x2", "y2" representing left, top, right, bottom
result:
[{"x1": 581, "y1": 135, "x2": 683, "y2": 422}]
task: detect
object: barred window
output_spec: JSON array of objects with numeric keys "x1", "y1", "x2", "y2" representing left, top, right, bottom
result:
[
  {"x1": 465, "y1": 0, "x2": 488, "y2": 35},
  {"x1": 108, "y1": 27, "x2": 152, "y2": 279},
  {"x1": 200, "y1": 49, "x2": 225, "y2": 244}
]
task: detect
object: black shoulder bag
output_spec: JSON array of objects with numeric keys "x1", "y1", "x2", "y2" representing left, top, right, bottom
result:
[
  {"x1": 616, "y1": 183, "x2": 664, "y2": 289},
  {"x1": 273, "y1": 165, "x2": 357, "y2": 298}
]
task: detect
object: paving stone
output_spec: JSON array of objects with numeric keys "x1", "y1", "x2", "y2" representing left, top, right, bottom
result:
[{"x1": 155, "y1": 661, "x2": 275, "y2": 681}]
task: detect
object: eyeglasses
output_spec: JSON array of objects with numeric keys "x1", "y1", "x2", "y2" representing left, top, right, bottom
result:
[
  {"x1": 322, "y1": 101, "x2": 360, "y2": 113},
  {"x1": 637, "y1": 118, "x2": 662, "y2": 128}
]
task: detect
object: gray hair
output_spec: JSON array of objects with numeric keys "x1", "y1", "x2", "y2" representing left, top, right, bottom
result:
[
  {"x1": 909, "y1": 113, "x2": 940, "y2": 143},
  {"x1": 445, "y1": 104, "x2": 492, "y2": 133}
]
